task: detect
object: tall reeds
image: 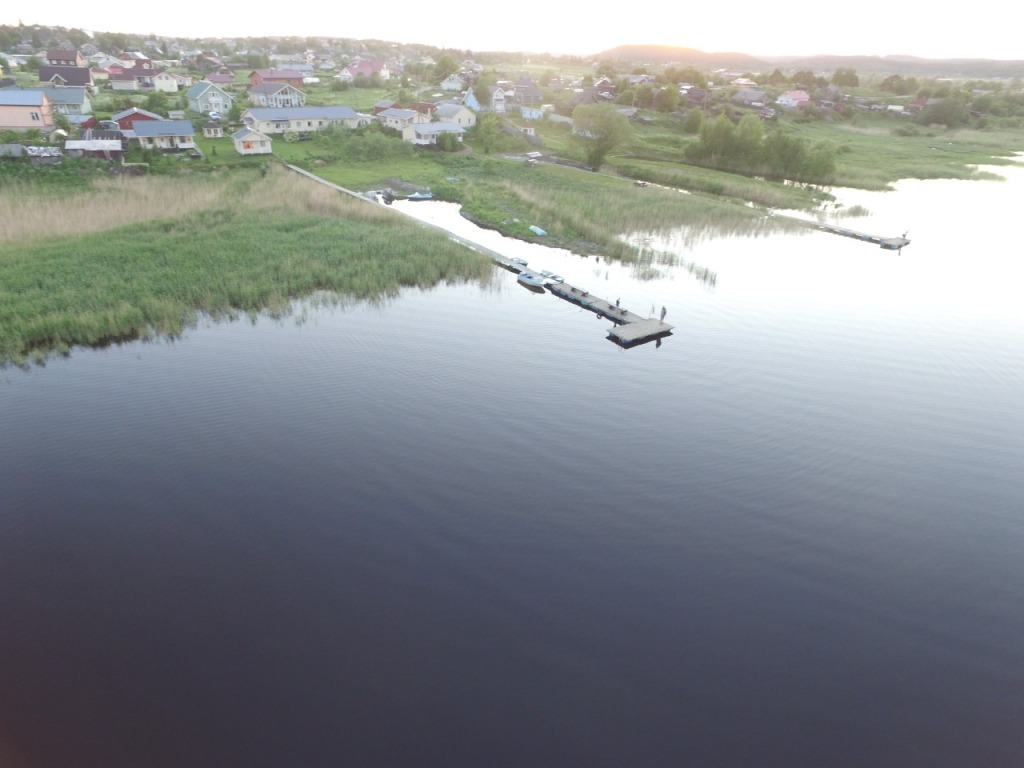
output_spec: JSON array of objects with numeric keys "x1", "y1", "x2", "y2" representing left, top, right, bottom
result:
[{"x1": 0, "y1": 168, "x2": 490, "y2": 366}]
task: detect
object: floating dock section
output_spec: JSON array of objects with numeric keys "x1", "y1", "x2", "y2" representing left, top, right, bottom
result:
[
  {"x1": 493, "y1": 253, "x2": 673, "y2": 347},
  {"x1": 811, "y1": 222, "x2": 910, "y2": 250}
]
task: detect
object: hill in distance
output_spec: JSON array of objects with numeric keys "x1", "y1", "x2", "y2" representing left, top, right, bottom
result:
[{"x1": 594, "y1": 44, "x2": 1024, "y2": 78}]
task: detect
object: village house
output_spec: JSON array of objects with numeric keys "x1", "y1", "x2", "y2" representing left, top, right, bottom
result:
[
  {"x1": 248, "y1": 82, "x2": 306, "y2": 109},
  {"x1": 187, "y1": 81, "x2": 234, "y2": 115},
  {"x1": 336, "y1": 60, "x2": 391, "y2": 83},
  {"x1": 111, "y1": 107, "x2": 164, "y2": 133},
  {"x1": 376, "y1": 107, "x2": 430, "y2": 131},
  {"x1": 0, "y1": 90, "x2": 56, "y2": 132},
  {"x1": 38, "y1": 65, "x2": 93, "y2": 89},
  {"x1": 776, "y1": 90, "x2": 811, "y2": 110},
  {"x1": 46, "y1": 49, "x2": 85, "y2": 67},
  {"x1": 401, "y1": 121, "x2": 465, "y2": 146},
  {"x1": 433, "y1": 102, "x2": 476, "y2": 128},
  {"x1": 732, "y1": 88, "x2": 768, "y2": 107},
  {"x1": 232, "y1": 127, "x2": 273, "y2": 155},
  {"x1": 249, "y1": 69, "x2": 305, "y2": 90},
  {"x1": 109, "y1": 67, "x2": 177, "y2": 93},
  {"x1": 26, "y1": 85, "x2": 92, "y2": 124},
  {"x1": 241, "y1": 106, "x2": 371, "y2": 134},
  {"x1": 440, "y1": 73, "x2": 467, "y2": 92},
  {"x1": 132, "y1": 119, "x2": 196, "y2": 151}
]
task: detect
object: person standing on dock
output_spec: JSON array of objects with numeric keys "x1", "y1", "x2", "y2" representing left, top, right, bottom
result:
[
  {"x1": 615, "y1": 298, "x2": 620, "y2": 307},
  {"x1": 660, "y1": 306, "x2": 667, "y2": 321}
]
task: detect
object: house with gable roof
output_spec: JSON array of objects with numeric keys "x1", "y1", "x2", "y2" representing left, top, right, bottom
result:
[
  {"x1": 232, "y1": 127, "x2": 273, "y2": 155},
  {"x1": 249, "y1": 69, "x2": 305, "y2": 90},
  {"x1": 187, "y1": 81, "x2": 234, "y2": 115},
  {"x1": 433, "y1": 102, "x2": 476, "y2": 128},
  {"x1": 249, "y1": 82, "x2": 306, "y2": 109},
  {"x1": 38, "y1": 65, "x2": 93, "y2": 89},
  {"x1": 29, "y1": 85, "x2": 92, "y2": 123},
  {"x1": 112, "y1": 107, "x2": 164, "y2": 133},
  {"x1": 241, "y1": 106, "x2": 371, "y2": 134},
  {"x1": 46, "y1": 49, "x2": 85, "y2": 67},
  {"x1": 402, "y1": 121, "x2": 465, "y2": 146},
  {"x1": 0, "y1": 90, "x2": 57, "y2": 132},
  {"x1": 441, "y1": 73, "x2": 467, "y2": 92},
  {"x1": 776, "y1": 90, "x2": 811, "y2": 110},
  {"x1": 376, "y1": 107, "x2": 430, "y2": 131},
  {"x1": 336, "y1": 60, "x2": 390, "y2": 83},
  {"x1": 132, "y1": 119, "x2": 196, "y2": 151}
]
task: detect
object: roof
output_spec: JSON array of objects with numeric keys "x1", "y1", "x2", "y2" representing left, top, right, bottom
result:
[
  {"x1": 112, "y1": 107, "x2": 164, "y2": 122},
  {"x1": 132, "y1": 119, "x2": 195, "y2": 138},
  {"x1": 38, "y1": 66, "x2": 91, "y2": 86},
  {"x1": 0, "y1": 90, "x2": 47, "y2": 106},
  {"x1": 245, "y1": 106, "x2": 360, "y2": 121},
  {"x1": 232, "y1": 127, "x2": 271, "y2": 140},
  {"x1": 252, "y1": 69, "x2": 304, "y2": 79},
  {"x1": 3, "y1": 85, "x2": 86, "y2": 106},
  {"x1": 187, "y1": 80, "x2": 230, "y2": 98},
  {"x1": 433, "y1": 103, "x2": 468, "y2": 118},
  {"x1": 65, "y1": 139, "x2": 122, "y2": 151},
  {"x1": 378, "y1": 108, "x2": 418, "y2": 120},
  {"x1": 408, "y1": 122, "x2": 465, "y2": 135}
]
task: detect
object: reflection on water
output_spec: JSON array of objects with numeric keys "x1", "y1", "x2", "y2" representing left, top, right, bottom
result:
[{"x1": 2, "y1": 166, "x2": 1023, "y2": 767}]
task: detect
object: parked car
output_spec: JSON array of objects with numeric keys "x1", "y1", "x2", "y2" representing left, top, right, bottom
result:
[{"x1": 208, "y1": 112, "x2": 222, "y2": 121}]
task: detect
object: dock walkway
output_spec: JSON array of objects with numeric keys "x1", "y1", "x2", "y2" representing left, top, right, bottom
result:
[{"x1": 286, "y1": 164, "x2": 673, "y2": 347}]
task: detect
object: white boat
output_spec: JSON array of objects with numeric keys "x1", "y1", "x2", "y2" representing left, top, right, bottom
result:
[
  {"x1": 517, "y1": 272, "x2": 547, "y2": 291},
  {"x1": 539, "y1": 270, "x2": 564, "y2": 283}
]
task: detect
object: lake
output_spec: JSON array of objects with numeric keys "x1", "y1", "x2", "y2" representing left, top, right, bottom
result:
[{"x1": 2, "y1": 161, "x2": 1022, "y2": 767}]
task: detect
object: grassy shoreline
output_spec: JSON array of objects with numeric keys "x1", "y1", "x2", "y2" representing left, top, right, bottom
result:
[
  {"x1": 3, "y1": 114, "x2": 1021, "y2": 365},
  {"x1": 0, "y1": 169, "x2": 492, "y2": 366}
]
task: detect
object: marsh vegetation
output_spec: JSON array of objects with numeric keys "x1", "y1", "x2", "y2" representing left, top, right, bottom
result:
[{"x1": 0, "y1": 169, "x2": 492, "y2": 366}]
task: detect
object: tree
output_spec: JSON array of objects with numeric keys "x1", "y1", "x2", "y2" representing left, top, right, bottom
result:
[
  {"x1": 434, "y1": 54, "x2": 458, "y2": 82},
  {"x1": 831, "y1": 67, "x2": 859, "y2": 88},
  {"x1": 474, "y1": 112, "x2": 502, "y2": 154},
  {"x1": 571, "y1": 103, "x2": 632, "y2": 170},
  {"x1": 654, "y1": 87, "x2": 680, "y2": 113}
]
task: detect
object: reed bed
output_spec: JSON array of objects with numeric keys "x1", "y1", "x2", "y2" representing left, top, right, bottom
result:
[
  {"x1": 0, "y1": 168, "x2": 490, "y2": 366},
  {"x1": 455, "y1": 162, "x2": 782, "y2": 265}
]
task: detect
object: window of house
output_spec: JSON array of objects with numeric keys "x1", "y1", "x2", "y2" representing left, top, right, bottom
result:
[{"x1": 31, "y1": 112, "x2": 40, "y2": 121}]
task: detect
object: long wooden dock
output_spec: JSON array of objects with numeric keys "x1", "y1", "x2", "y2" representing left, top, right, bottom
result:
[
  {"x1": 285, "y1": 164, "x2": 673, "y2": 347},
  {"x1": 491, "y1": 252, "x2": 673, "y2": 347},
  {"x1": 811, "y1": 222, "x2": 910, "y2": 250}
]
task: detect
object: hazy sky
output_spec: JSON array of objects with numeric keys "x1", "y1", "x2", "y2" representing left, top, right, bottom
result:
[{"x1": 5, "y1": 2, "x2": 1024, "y2": 61}]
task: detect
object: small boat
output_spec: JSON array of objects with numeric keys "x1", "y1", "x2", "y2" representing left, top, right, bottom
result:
[
  {"x1": 539, "y1": 270, "x2": 564, "y2": 283},
  {"x1": 405, "y1": 191, "x2": 433, "y2": 201},
  {"x1": 528, "y1": 225, "x2": 547, "y2": 236},
  {"x1": 517, "y1": 272, "x2": 547, "y2": 292}
]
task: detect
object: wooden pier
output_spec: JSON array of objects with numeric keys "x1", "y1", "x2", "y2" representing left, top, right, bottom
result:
[
  {"x1": 286, "y1": 164, "x2": 673, "y2": 347},
  {"x1": 491, "y1": 252, "x2": 674, "y2": 347},
  {"x1": 802, "y1": 220, "x2": 910, "y2": 250}
]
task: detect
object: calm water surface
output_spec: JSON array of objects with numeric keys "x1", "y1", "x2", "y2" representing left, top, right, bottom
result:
[{"x1": 1, "y1": 162, "x2": 1022, "y2": 767}]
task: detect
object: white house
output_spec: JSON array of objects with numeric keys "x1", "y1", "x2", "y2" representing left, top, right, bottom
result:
[
  {"x1": 776, "y1": 90, "x2": 811, "y2": 110},
  {"x1": 248, "y1": 82, "x2": 306, "y2": 109},
  {"x1": 402, "y1": 121, "x2": 465, "y2": 146},
  {"x1": 433, "y1": 102, "x2": 476, "y2": 128},
  {"x1": 440, "y1": 73, "x2": 467, "y2": 92},
  {"x1": 376, "y1": 107, "x2": 429, "y2": 131},
  {"x1": 232, "y1": 127, "x2": 273, "y2": 155},
  {"x1": 241, "y1": 106, "x2": 371, "y2": 134}
]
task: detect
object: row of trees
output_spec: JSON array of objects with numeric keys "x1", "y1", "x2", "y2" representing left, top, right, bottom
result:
[{"x1": 684, "y1": 114, "x2": 836, "y2": 184}]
